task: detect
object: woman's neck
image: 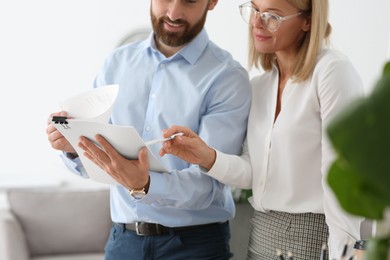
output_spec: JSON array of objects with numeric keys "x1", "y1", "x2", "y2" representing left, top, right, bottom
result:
[{"x1": 275, "y1": 50, "x2": 297, "y2": 80}]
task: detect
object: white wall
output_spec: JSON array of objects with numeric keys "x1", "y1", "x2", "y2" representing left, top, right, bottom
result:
[
  {"x1": 329, "y1": 0, "x2": 390, "y2": 93},
  {"x1": 0, "y1": 0, "x2": 389, "y2": 185}
]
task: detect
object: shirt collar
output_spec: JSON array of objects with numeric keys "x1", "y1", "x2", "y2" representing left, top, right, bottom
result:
[
  {"x1": 145, "y1": 28, "x2": 209, "y2": 64},
  {"x1": 179, "y1": 28, "x2": 209, "y2": 64}
]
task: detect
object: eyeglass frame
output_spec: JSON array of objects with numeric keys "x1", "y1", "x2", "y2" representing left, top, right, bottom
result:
[{"x1": 239, "y1": 1, "x2": 303, "y2": 32}]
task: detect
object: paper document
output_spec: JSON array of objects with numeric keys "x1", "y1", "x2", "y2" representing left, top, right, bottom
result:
[
  {"x1": 58, "y1": 84, "x2": 119, "y2": 123},
  {"x1": 52, "y1": 85, "x2": 169, "y2": 185}
]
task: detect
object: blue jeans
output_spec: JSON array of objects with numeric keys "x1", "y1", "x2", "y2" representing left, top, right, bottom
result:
[{"x1": 105, "y1": 222, "x2": 232, "y2": 260}]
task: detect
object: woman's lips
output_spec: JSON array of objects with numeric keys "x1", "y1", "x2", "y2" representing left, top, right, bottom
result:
[{"x1": 254, "y1": 33, "x2": 272, "y2": 41}]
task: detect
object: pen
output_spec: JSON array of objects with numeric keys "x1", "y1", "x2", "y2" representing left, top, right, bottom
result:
[
  {"x1": 341, "y1": 239, "x2": 349, "y2": 260},
  {"x1": 320, "y1": 243, "x2": 327, "y2": 260},
  {"x1": 144, "y1": 132, "x2": 184, "y2": 146},
  {"x1": 276, "y1": 249, "x2": 285, "y2": 260}
]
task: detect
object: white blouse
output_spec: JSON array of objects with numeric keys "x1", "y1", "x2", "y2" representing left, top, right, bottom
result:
[{"x1": 205, "y1": 49, "x2": 364, "y2": 258}]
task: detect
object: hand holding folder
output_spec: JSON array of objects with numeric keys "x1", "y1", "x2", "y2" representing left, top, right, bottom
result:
[{"x1": 51, "y1": 85, "x2": 169, "y2": 185}]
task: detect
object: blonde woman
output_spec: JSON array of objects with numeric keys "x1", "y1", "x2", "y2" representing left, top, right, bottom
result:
[{"x1": 161, "y1": 0, "x2": 364, "y2": 259}]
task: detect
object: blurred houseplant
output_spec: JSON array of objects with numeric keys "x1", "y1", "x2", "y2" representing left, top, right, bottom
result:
[
  {"x1": 327, "y1": 61, "x2": 390, "y2": 259},
  {"x1": 232, "y1": 188, "x2": 253, "y2": 203}
]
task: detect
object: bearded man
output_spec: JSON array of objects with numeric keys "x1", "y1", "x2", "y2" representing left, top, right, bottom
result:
[{"x1": 46, "y1": 1, "x2": 251, "y2": 259}]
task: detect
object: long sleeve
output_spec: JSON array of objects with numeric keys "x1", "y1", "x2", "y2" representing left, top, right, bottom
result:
[
  {"x1": 318, "y1": 56, "x2": 364, "y2": 258},
  {"x1": 204, "y1": 139, "x2": 253, "y2": 190}
]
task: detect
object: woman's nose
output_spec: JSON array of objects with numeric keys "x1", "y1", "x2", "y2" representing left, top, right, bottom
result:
[{"x1": 253, "y1": 14, "x2": 266, "y2": 29}]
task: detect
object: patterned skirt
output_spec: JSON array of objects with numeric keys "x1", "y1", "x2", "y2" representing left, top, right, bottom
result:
[{"x1": 246, "y1": 210, "x2": 329, "y2": 260}]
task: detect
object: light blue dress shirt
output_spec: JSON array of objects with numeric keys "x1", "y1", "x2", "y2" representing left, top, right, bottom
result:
[{"x1": 62, "y1": 29, "x2": 251, "y2": 227}]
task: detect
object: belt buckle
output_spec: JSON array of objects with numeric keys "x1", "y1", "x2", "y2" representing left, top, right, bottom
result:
[{"x1": 135, "y1": 222, "x2": 145, "y2": 236}]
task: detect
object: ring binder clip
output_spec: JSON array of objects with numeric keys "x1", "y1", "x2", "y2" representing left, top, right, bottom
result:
[{"x1": 52, "y1": 116, "x2": 71, "y2": 129}]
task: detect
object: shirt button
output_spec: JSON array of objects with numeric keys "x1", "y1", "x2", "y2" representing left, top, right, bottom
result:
[
  {"x1": 150, "y1": 94, "x2": 156, "y2": 99},
  {"x1": 145, "y1": 126, "x2": 151, "y2": 132},
  {"x1": 160, "y1": 63, "x2": 166, "y2": 69}
]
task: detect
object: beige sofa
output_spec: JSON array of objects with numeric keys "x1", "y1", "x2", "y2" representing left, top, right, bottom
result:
[
  {"x1": 0, "y1": 188, "x2": 111, "y2": 260},
  {"x1": 0, "y1": 185, "x2": 255, "y2": 260}
]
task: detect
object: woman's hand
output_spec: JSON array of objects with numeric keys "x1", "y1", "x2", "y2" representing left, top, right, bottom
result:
[{"x1": 159, "y1": 125, "x2": 216, "y2": 171}]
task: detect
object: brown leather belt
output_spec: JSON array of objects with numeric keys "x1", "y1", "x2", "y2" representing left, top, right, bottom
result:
[{"x1": 117, "y1": 221, "x2": 223, "y2": 236}]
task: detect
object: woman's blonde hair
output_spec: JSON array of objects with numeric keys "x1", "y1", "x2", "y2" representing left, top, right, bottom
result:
[{"x1": 247, "y1": 0, "x2": 332, "y2": 82}]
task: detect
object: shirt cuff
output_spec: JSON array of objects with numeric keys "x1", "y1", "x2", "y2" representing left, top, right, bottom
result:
[{"x1": 60, "y1": 153, "x2": 89, "y2": 179}]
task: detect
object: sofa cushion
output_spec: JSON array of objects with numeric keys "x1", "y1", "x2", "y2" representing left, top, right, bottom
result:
[
  {"x1": 32, "y1": 253, "x2": 104, "y2": 260},
  {"x1": 0, "y1": 209, "x2": 29, "y2": 260},
  {"x1": 8, "y1": 188, "x2": 111, "y2": 257}
]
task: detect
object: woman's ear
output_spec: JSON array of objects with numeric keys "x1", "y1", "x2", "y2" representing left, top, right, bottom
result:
[{"x1": 302, "y1": 15, "x2": 311, "y2": 32}]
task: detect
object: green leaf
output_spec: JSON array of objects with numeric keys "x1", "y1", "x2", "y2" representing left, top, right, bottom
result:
[
  {"x1": 327, "y1": 76, "x2": 390, "y2": 184},
  {"x1": 327, "y1": 61, "x2": 390, "y2": 260},
  {"x1": 327, "y1": 61, "x2": 390, "y2": 219},
  {"x1": 383, "y1": 61, "x2": 390, "y2": 76},
  {"x1": 327, "y1": 159, "x2": 387, "y2": 219},
  {"x1": 365, "y1": 237, "x2": 390, "y2": 260}
]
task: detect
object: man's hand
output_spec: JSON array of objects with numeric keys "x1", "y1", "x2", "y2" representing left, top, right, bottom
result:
[
  {"x1": 78, "y1": 134, "x2": 150, "y2": 190},
  {"x1": 46, "y1": 111, "x2": 77, "y2": 155}
]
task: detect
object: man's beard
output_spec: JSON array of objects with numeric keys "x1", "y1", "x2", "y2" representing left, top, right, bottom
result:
[{"x1": 151, "y1": 8, "x2": 208, "y2": 47}]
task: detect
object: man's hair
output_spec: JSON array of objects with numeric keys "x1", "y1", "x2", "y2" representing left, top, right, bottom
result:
[{"x1": 247, "y1": 0, "x2": 331, "y2": 82}]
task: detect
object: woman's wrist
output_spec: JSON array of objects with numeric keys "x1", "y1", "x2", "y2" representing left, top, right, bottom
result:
[{"x1": 200, "y1": 148, "x2": 216, "y2": 171}]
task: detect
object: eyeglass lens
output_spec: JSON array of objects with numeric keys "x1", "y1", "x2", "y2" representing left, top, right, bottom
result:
[{"x1": 240, "y1": 6, "x2": 281, "y2": 31}]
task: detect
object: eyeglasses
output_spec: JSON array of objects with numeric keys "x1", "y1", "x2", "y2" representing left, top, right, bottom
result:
[{"x1": 239, "y1": 2, "x2": 302, "y2": 32}]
